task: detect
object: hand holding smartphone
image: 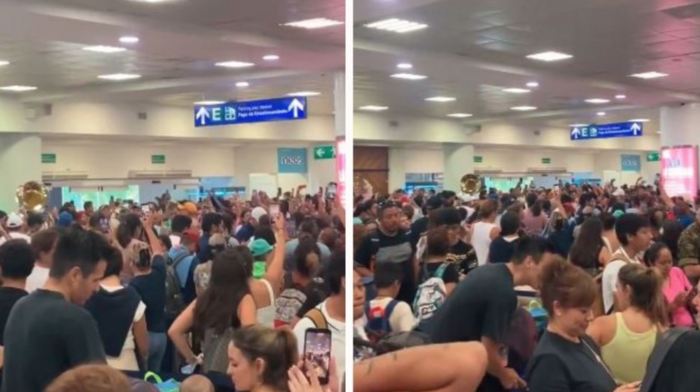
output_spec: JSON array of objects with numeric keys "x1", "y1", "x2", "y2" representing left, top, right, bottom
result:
[{"x1": 303, "y1": 328, "x2": 332, "y2": 385}]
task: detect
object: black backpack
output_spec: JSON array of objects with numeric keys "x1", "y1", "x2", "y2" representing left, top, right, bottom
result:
[
  {"x1": 164, "y1": 252, "x2": 189, "y2": 318},
  {"x1": 641, "y1": 328, "x2": 695, "y2": 392}
]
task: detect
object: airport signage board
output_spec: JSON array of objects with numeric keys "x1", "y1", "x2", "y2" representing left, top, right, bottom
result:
[
  {"x1": 621, "y1": 155, "x2": 641, "y2": 172},
  {"x1": 647, "y1": 152, "x2": 660, "y2": 162},
  {"x1": 194, "y1": 97, "x2": 307, "y2": 127},
  {"x1": 314, "y1": 145, "x2": 336, "y2": 160},
  {"x1": 151, "y1": 155, "x2": 166, "y2": 164},
  {"x1": 41, "y1": 153, "x2": 56, "y2": 164},
  {"x1": 542, "y1": 157, "x2": 551, "y2": 164},
  {"x1": 570, "y1": 122, "x2": 643, "y2": 141},
  {"x1": 474, "y1": 156, "x2": 483, "y2": 163},
  {"x1": 661, "y1": 145, "x2": 698, "y2": 200},
  {"x1": 278, "y1": 148, "x2": 308, "y2": 174}
]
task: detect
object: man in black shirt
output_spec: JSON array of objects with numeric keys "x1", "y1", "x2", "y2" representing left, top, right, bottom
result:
[
  {"x1": 435, "y1": 207, "x2": 478, "y2": 275},
  {"x1": 409, "y1": 196, "x2": 443, "y2": 250},
  {"x1": 417, "y1": 236, "x2": 550, "y2": 392},
  {"x1": 0, "y1": 240, "x2": 34, "y2": 344},
  {"x1": 2, "y1": 227, "x2": 110, "y2": 392}
]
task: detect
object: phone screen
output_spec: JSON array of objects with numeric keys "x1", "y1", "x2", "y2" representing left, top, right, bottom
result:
[
  {"x1": 270, "y1": 204, "x2": 280, "y2": 216},
  {"x1": 141, "y1": 205, "x2": 151, "y2": 217},
  {"x1": 326, "y1": 182, "x2": 337, "y2": 200},
  {"x1": 303, "y1": 329, "x2": 332, "y2": 385}
]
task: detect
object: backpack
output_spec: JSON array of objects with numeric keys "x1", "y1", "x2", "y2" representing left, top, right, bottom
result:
[
  {"x1": 165, "y1": 251, "x2": 189, "y2": 318},
  {"x1": 364, "y1": 299, "x2": 399, "y2": 344},
  {"x1": 412, "y1": 263, "x2": 449, "y2": 321}
]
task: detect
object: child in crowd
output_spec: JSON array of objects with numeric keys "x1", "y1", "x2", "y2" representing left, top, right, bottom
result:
[
  {"x1": 181, "y1": 375, "x2": 215, "y2": 392},
  {"x1": 366, "y1": 262, "x2": 415, "y2": 335}
]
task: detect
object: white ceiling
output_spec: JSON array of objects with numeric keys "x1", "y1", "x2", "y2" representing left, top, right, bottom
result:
[
  {"x1": 354, "y1": 0, "x2": 700, "y2": 125},
  {"x1": 0, "y1": 0, "x2": 344, "y2": 113}
]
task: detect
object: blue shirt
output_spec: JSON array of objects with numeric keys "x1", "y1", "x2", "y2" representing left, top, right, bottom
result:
[{"x1": 167, "y1": 247, "x2": 198, "y2": 305}]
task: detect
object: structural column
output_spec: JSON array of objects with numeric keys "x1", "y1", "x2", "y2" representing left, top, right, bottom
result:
[
  {"x1": 388, "y1": 147, "x2": 406, "y2": 191},
  {"x1": 443, "y1": 144, "x2": 474, "y2": 193},
  {"x1": 333, "y1": 72, "x2": 347, "y2": 205},
  {"x1": 0, "y1": 134, "x2": 42, "y2": 212}
]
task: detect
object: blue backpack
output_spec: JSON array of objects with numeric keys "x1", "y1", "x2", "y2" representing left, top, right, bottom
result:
[{"x1": 364, "y1": 299, "x2": 399, "y2": 344}]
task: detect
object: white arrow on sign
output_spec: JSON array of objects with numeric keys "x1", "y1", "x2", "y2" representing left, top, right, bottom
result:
[
  {"x1": 630, "y1": 122, "x2": 641, "y2": 135},
  {"x1": 316, "y1": 148, "x2": 325, "y2": 158},
  {"x1": 571, "y1": 127, "x2": 581, "y2": 139},
  {"x1": 288, "y1": 99, "x2": 305, "y2": 118},
  {"x1": 196, "y1": 107, "x2": 210, "y2": 126}
]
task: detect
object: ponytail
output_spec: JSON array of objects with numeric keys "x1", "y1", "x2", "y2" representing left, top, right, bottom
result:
[{"x1": 618, "y1": 264, "x2": 668, "y2": 327}]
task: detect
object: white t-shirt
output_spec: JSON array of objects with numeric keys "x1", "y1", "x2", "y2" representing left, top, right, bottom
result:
[
  {"x1": 169, "y1": 235, "x2": 182, "y2": 248},
  {"x1": 472, "y1": 222, "x2": 497, "y2": 266},
  {"x1": 25, "y1": 265, "x2": 50, "y2": 293},
  {"x1": 101, "y1": 284, "x2": 146, "y2": 371},
  {"x1": 602, "y1": 248, "x2": 640, "y2": 312},
  {"x1": 0, "y1": 232, "x2": 31, "y2": 246},
  {"x1": 368, "y1": 297, "x2": 415, "y2": 332},
  {"x1": 293, "y1": 300, "x2": 346, "y2": 379}
]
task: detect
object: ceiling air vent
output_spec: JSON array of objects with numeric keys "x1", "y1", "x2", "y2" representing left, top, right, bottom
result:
[{"x1": 138, "y1": 112, "x2": 148, "y2": 120}]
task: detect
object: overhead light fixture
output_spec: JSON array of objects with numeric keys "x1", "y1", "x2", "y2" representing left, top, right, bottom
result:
[
  {"x1": 129, "y1": 0, "x2": 173, "y2": 3},
  {"x1": 511, "y1": 106, "x2": 537, "y2": 111},
  {"x1": 262, "y1": 54, "x2": 279, "y2": 61},
  {"x1": 0, "y1": 60, "x2": 9, "y2": 67},
  {"x1": 503, "y1": 88, "x2": 531, "y2": 94},
  {"x1": 288, "y1": 91, "x2": 321, "y2": 97},
  {"x1": 397, "y1": 63, "x2": 413, "y2": 69},
  {"x1": 98, "y1": 73, "x2": 141, "y2": 81},
  {"x1": 235, "y1": 81, "x2": 250, "y2": 88},
  {"x1": 365, "y1": 18, "x2": 428, "y2": 33},
  {"x1": 0, "y1": 85, "x2": 37, "y2": 92},
  {"x1": 359, "y1": 105, "x2": 389, "y2": 111},
  {"x1": 425, "y1": 96, "x2": 456, "y2": 102},
  {"x1": 391, "y1": 73, "x2": 427, "y2": 80},
  {"x1": 83, "y1": 45, "x2": 126, "y2": 53},
  {"x1": 526, "y1": 82, "x2": 539, "y2": 88},
  {"x1": 526, "y1": 51, "x2": 573, "y2": 62},
  {"x1": 585, "y1": 98, "x2": 610, "y2": 104},
  {"x1": 629, "y1": 118, "x2": 650, "y2": 122},
  {"x1": 448, "y1": 113, "x2": 473, "y2": 118},
  {"x1": 615, "y1": 94, "x2": 627, "y2": 99},
  {"x1": 283, "y1": 18, "x2": 343, "y2": 29},
  {"x1": 630, "y1": 71, "x2": 668, "y2": 79},
  {"x1": 215, "y1": 61, "x2": 255, "y2": 68},
  {"x1": 194, "y1": 100, "x2": 225, "y2": 105},
  {"x1": 597, "y1": 112, "x2": 606, "y2": 116},
  {"x1": 119, "y1": 36, "x2": 140, "y2": 44},
  {"x1": 570, "y1": 123, "x2": 589, "y2": 127}
]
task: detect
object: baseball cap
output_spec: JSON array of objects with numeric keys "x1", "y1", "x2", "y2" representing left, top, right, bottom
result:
[
  {"x1": 178, "y1": 202, "x2": 198, "y2": 215},
  {"x1": 181, "y1": 229, "x2": 200, "y2": 245},
  {"x1": 6, "y1": 213, "x2": 23, "y2": 229},
  {"x1": 57, "y1": 212, "x2": 73, "y2": 228},
  {"x1": 426, "y1": 196, "x2": 443, "y2": 210},
  {"x1": 251, "y1": 207, "x2": 267, "y2": 222},
  {"x1": 250, "y1": 238, "x2": 273, "y2": 257}
]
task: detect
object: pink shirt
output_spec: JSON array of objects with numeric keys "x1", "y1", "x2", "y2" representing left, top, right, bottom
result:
[
  {"x1": 523, "y1": 209, "x2": 547, "y2": 236},
  {"x1": 664, "y1": 267, "x2": 693, "y2": 328}
]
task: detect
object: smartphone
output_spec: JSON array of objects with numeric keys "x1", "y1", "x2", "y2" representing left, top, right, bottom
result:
[
  {"x1": 303, "y1": 329, "x2": 332, "y2": 385},
  {"x1": 270, "y1": 204, "x2": 280, "y2": 216},
  {"x1": 141, "y1": 205, "x2": 151, "y2": 217},
  {"x1": 326, "y1": 182, "x2": 337, "y2": 200}
]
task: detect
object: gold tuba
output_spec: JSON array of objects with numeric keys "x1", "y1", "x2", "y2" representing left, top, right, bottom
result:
[
  {"x1": 460, "y1": 174, "x2": 481, "y2": 195},
  {"x1": 16, "y1": 181, "x2": 48, "y2": 212}
]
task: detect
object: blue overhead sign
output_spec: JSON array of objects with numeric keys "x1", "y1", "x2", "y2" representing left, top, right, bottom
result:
[
  {"x1": 570, "y1": 122, "x2": 643, "y2": 141},
  {"x1": 194, "y1": 97, "x2": 307, "y2": 127}
]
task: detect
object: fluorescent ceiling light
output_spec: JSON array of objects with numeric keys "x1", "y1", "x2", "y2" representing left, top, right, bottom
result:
[
  {"x1": 283, "y1": 18, "x2": 343, "y2": 29},
  {"x1": 585, "y1": 98, "x2": 610, "y2": 104},
  {"x1": 526, "y1": 82, "x2": 539, "y2": 88},
  {"x1": 262, "y1": 54, "x2": 279, "y2": 61},
  {"x1": 629, "y1": 118, "x2": 650, "y2": 122},
  {"x1": 365, "y1": 18, "x2": 428, "y2": 33},
  {"x1": 526, "y1": 51, "x2": 573, "y2": 62},
  {"x1": 511, "y1": 106, "x2": 537, "y2": 111},
  {"x1": 359, "y1": 105, "x2": 389, "y2": 111},
  {"x1": 448, "y1": 113, "x2": 473, "y2": 118},
  {"x1": 83, "y1": 45, "x2": 126, "y2": 53},
  {"x1": 597, "y1": 112, "x2": 606, "y2": 116},
  {"x1": 0, "y1": 85, "x2": 37, "y2": 92},
  {"x1": 425, "y1": 96, "x2": 456, "y2": 102},
  {"x1": 215, "y1": 61, "x2": 255, "y2": 68},
  {"x1": 129, "y1": 0, "x2": 173, "y2": 3},
  {"x1": 397, "y1": 63, "x2": 413, "y2": 69},
  {"x1": 194, "y1": 101, "x2": 225, "y2": 105},
  {"x1": 119, "y1": 36, "x2": 139, "y2": 44},
  {"x1": 235, "y1": 81, "x2": 250, "y2": 88},
  {"x1": 0, "y1": 60, "x2": 9, "y2": 66},
  {"x1": 288, "y1": 91, "x2": 321, "y2": 97},
  {"x1": 615, "y1": 94, "x2": 627, "y2": 99},
  {"x1": 503, "y1": 88, "x2": 531, "y2": 94},
  {"x1": 391, "y1": 73, "x2": 427, "y2": 80},
  {"x1": 98, "y1": 73, "x2": 141, "y2": 81},
  {"x1": 570, "y1": 123, "x2": 588, "y2": 127},
  {"x1": 630, "y1": 71, "x2": 668, "y2": 79}
]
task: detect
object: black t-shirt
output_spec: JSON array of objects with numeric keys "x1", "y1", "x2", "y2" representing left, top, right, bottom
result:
[
  {"x1": 447, "y1": 240, "x2": 478, "y2": 275},
  {"x1": 409, "y1": 217, "x2": 429, "y2": 249},
  {"x1": 525, "y1": 331, "x2": 617, "y2": 392},
  {"x1": 422, "y1": 261, "x2": 459, "y2": 285},
  {"x1": 356, "y1": 228, "x2": 416, "y2": 303},
  {"x1": 0, "y1": 287, "x2": 27, "y2": 345},
  {"x1": 2, "y1": 290, "x2": 105, "y2": 392},
  {"x1": 129, "y1": 256, "x2": 167, "y2": 333},
  {"x1": 489, "y1": 236, "x2": 519, "y2": 264}
]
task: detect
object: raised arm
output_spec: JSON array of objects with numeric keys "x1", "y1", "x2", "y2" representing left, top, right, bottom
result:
[{"x1": 263, "y1": 214, "x2": 288, "y2": 295}]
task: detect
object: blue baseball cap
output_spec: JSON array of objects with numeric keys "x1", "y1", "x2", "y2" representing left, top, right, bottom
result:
[
  {"x1": 250, "y1": 238, "x2": 273, "y2": 257},
  {"x1": 57, "y1": 211, "x2": 73, "y2": 227}
]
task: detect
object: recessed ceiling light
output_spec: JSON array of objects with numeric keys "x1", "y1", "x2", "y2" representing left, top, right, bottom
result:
[
  {"x1": 0, "y1": 60, "x2": 9, "y2": 67},
  {"x1": 365, "y1": 18, "x2": 428, "y2": 33},
  {"x1": 236, "y1": 81, "x2": 250, "y2": 88},
  {"x1": 585, "y1": 98, "x2": 610, "y2": 104},
  {"x1": 83, "y1": 45, "x2": 127, "y2": 53},
  {"x1": 98, "y1": 73, "x2": 141, "y2": 81},
  {"x1": 526, "y1": 82, "x2": 539, "y2": 88},
  {"x1": 448, "y1": 113, "x2": 473, "y2": 118},
  {"x1": 615, "y1": 94, "x2": 627, "y2": 99},
  {"x1": 119, "y1": 36, "x2": 140, "y2": 44},
  {"x1": 526, "y1": 51, "x2": 573, "y2": 62},
  {"x1": 597, "y1": 112, "x2": 606, "y2": 116},
  {"x1": 262, "y1": 54, "x2": 279, "y2": 61},
  {"x1": 283, "y1": 18, "x2": 344, "y2": 29},
  {"x1": 129, "y1": 0, "x2": 173, "y2": 3},
  {"x1": 0, "y1": 85, "x2": 37, "y2": 92},
  {"x1": 288, "y1": 91, "x2": 321, "y2": 97},
  {"x1": 359, "y1": 105, "x2": 389, "y2": 111},
  {"x1": 391, "y1": 73, "x2": 427, "y2": 80},
  {"x1": 630, "y1": 71, "x2": 668, "y2": 79},
  {"x1": 503, "y1": 88, "x2": 531, "y2": 94},
  {"x1": 511, "y1": 106, "x2": 537, "y2": 111},
  {"x1": 570, "y1": 123, "x2": 588, "y2": 127},
  {"x1": 215, "y1": 61, "x2": 255, "y2": 68},
  {"x1": 194, "y1": 100, "x2": 225, "y2": 105},
  {"x1": 397, "y1": 63, "x2": 413, "y2": 69},
  {"x1": 629, "y1": 118, "x2": 650, "y2": 122},
  {"x1": 425, "y1": 96, "x2": 456, "y2": 102}
]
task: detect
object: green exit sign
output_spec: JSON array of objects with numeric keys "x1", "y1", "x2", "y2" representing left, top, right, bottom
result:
[
  {"x1": 474, "y1": 156, "x2": 483, "y2": 163},
  {"x1": 542, "y1": 157, "x2": 551, "y2": 164},
  {"x1": 151, "y1": 155, "x2": 166, "y2": 164},
  {"x1": 41, "y1": 153, "x2": 56, "y2": 164},
  {"x1": 647, "y1": 152, "x2": 660, "y2": 162},
  {"x1": 313, "y1": 145, "x2": 336, "y2": 160}
]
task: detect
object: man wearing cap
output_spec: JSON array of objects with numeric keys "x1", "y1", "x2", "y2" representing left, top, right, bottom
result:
[
  {"x1": 0, "y1": 214, "x2": 31, "y2": 246},
  {"x1": 166, "y1": 229, "x2": 199, "y2": 306}
]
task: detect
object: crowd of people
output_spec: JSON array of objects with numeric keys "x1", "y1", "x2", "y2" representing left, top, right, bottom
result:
[
  {"x1": 0, "y1": 186, "x2": 346, "y2": 392},
  {"x1": 352, "y1": 180, "x2": 700, "y2": 392}
]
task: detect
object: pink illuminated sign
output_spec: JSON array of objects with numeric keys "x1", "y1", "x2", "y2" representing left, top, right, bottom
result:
[
  {"x1": 661, "y1": 145, "x2": 698, "y2": 200},
  {"x1": 336, "y1": 137, "x2": 346, "y2": 207}
]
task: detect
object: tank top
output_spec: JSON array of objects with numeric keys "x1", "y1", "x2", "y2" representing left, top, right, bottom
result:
[
  {"x1": 600, "y1": 313, "x2": 657, "y2": 384},
  {"x1": 472, "y1": 222, "x2": 497, "y2": 266},
  {"x1": 256, "y1": 278, "x2": 276, "y2": 327}
]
